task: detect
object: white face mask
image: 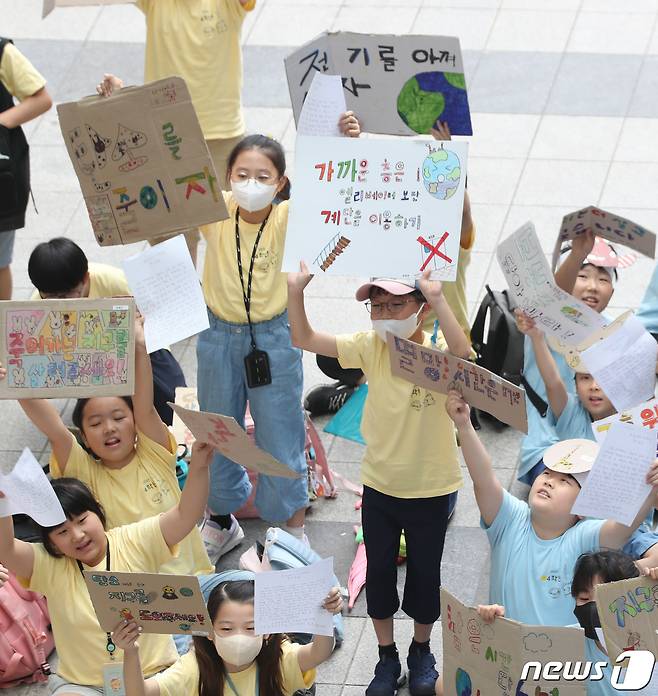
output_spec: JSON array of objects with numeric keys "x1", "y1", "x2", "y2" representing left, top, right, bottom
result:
[
  {"x1": 231, "y1": 178, "x2": 278, "y2": 212},
  {"x1": 372, "y1": 305, "x2": 424, "y2": 342},
  {"x1": 213, "y1": 633, "x2": 263, "y2": 667}
]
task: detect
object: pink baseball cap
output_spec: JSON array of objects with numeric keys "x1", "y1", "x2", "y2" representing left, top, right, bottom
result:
[{"x1": 355, "y1": 277, "x2": 417, "y2": 302}]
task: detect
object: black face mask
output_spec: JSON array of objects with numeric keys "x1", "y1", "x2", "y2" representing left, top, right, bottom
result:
[{"x1": 574, "y1": 601, "x2": 601, "y2": 641}]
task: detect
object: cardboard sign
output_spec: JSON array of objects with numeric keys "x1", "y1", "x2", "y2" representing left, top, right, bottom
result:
[
  {"x1": 57, "y1": 77, "x2": 228, "y2": 246},
  {"x1": 282, "y1": 136, "x2": 467, "y2": 279},
  {"x1": 0, "y1": 298, "x2": 135, "y2": 399},
  {"x1": 551, "y1": 207, "x2": 656, "y2": 269},
  {"x1": 596, "y1": 576, "x2": 658, "y2": 662},
  {"x1": 170, "y1": 404, "x2": 302, "y2": 479},
  {"x1": 285, "y1": 32, "x2": 472, "y2": 136},
  {"x1": 441, "y1": 589, "x2": 586, "y2": 696},
  {"x1": 83, "y1": 570, "x2": 212, "y2": 636},
  {"x1": 592, "y1": 398, "x2": 658, "y2": 443},
  {"x1": 42, "y1": 0, "x2": 126, "y2": 17},
  {"x1": 497, "y1": 222, "x2": 607, "y2": 346},
  {"x1": 387, "y1": 334, "x2": 528, "y2": 432}
]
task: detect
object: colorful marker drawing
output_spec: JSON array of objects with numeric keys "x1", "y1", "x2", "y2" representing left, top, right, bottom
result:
[
  {"x1": 0, "y1": 299, "x2": 136, "y2": 399},
  {"x1": 315, "y1": 233, "x2": 351, "y2": 271}
]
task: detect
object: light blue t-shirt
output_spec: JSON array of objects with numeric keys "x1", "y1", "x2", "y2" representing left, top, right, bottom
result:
[
  {"x1": 518, "y1": 336, "x2": 576, "y2": 480},
  {"x1": 484, "y1": 490, "x2": 603, "y2": 626},
  {"x1": 555, "y1": 393, "x2": 594, "y2": 441},
  {"x1": 637, "y1": 261, "x2": 658, "y2": 335},
  {"x1": 584, "y1": 637, "x2": 635, "y2": 696}
]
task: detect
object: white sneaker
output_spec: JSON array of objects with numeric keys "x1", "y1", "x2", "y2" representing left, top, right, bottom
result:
[{"x1": 201, "y1": 515, "x2": 245, "y2": 565}]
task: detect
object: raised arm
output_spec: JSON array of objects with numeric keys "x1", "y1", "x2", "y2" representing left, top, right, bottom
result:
[
  {"x1": 0, "y1": 86, "x2": 52, "y2": 130},
  {"x1": 287, "y1": 263, "x2": 339, "y2": 358},
  {"x1": 515, "y1": 310, "x2": 567, "y2": 418},
  {"x1": 445, "y1": 390, "x2": 503, "y2": 526},
  {"x1": 338, "y1": 111, "x2": 361, "y2": 138},
  {"x1": 132, "y1": 317, "x2": 170, "y2": 449},
  {"x1": 0, "y1": 360, "x2": 75, "y2": 471},
  {"x1": 297, "y1": 587, "x2": 343, "y2": 672},
  {"x1": 0, "y1": 497, "x2": 35, "y2": 580},
  {"x1": 111, "y1": 622, "x2": 160, "y2": 696},
  {"x1": 418, "y1": 270, "x2": 470, "y2": 358},
  {"x1": 600, "y1": 463, "x2": 658, "y2": 549},
  {"x1": 159, "y1": 441, "x2": 211, "y2": 548},
  {"x1": 96, "y1": 73, "x2": 124, "y2": 98},
  {"x1": 554, "y1": 231, "x2": 594, "y2": 294}
]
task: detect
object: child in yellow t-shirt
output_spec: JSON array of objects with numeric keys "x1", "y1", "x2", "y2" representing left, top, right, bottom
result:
[
  {"x1": 98, "y1": 0, "x2": 256, "y2": 265},
  {"x1": 0, "y1": 37, "x2": 52, "y2": 299},
  {"x1": 287, "y1": 267, "x2": 471, "y2": 695},
  {"x1": 0, "y1": 441, "x2": 213, "y2": 693},
  {"x1": 112, "y1": 575, "x2": 343, "y2": 696},
  {"x1": 9, "y1": 317, "x2": 212, "y2": 583}
]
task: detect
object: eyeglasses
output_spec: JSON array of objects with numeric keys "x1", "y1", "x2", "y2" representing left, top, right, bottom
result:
[{"x1": 364, "y1": 299, "x2": 418, "y2": 317}]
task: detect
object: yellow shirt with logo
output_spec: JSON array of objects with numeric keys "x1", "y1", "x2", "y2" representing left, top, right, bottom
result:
[
  {"x1": 201, "y1": 192, "x2": 288, "y2": 323},
  {"x1": 136, "y1": 0, "x2": 255, "y2": 140},
  {"x1": 30, "y1": 262, "x2": 131, "y2": 301},
  {"x1": 337, "y1": 330, "x2": 462, "y2": 498},
  {"x1": 49, "y1": 429, "x2": 213, "y2": 575},
  {"x1": 21, "y1": 515, "x2": 179, "y2": 687},
  {"x1": 155, "y1": 639, "x2": 315, "y2": 696},
  {"x1": 0, "y1": 41, "x2": 46, "y2": 100}
]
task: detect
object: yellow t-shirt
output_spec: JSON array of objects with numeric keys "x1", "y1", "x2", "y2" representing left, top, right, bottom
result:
[
  {"x1": 201, "y1": 193, "x2": 289, "y2": 322},
  {"x1": 422, "y1": 224, "x2": 475, "y2": 341},
  {"x1": 21, "y1": 516, "x2": 179, "y2": 687},
  {"x1": 155, "y1": 639, "x2": 315, "y2": 696},
  {"x1": 337, "y1": 330, "x2": 463, "y2": 498},
  {"x1": 0, "y1": 42, "x2": 46, "y2": 100},
  {"x1": 30, "y1": 262, "x2": 131, "y2": 300},
  {"x1": 50, "y1": 429, "x2": 213, "y2": 575},
  {"x1": 136, "y1": 0, "x2": 255, "y2": 140}
]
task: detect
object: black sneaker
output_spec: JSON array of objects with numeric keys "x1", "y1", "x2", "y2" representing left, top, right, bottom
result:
[
  {"x1": 303, "y1": 382, "x2": 355, "y2": 416},
  {"x1": 366, "y1": 655, "x2": 406, "y2": 696}
]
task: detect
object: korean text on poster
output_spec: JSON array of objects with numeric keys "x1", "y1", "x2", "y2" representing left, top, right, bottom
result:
[
  {"x1": 0, "y1": 298, "x2": 135, "y2": 399},
  {"x1": 57, "y1": 77, "x2": 228, "y2": 247},
  {"x1": 283, "y1": 136, "x2": 467, "y2": 279},
  {"x1": 387, "y1": 333, "x2": 527, "y2": 432},
  {"x1": 286, "y1": 32, "x2": 472, "y2": 136},
  {"x1": 83, "y1": 570, "x2": 211, "y2": 636}
]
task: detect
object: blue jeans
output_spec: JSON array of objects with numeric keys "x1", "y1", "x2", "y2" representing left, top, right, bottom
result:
[{"x1": 196, "y1": 310, "x2": 308, "y2": 522}]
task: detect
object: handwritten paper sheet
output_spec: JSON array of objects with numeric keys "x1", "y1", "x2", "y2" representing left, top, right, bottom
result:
[
  {"x1": 572, "y1": 421, "x2": 656, "y2": 526},
  {"x1": 0, "y1": 448, "x2": 66, "y2": 526},
  {"x1": 387, "y1": 334, "x2": 528, "y2": 432},
  {"x1": 170, "y1": 404, "x2": 302, "y2": 479},
  {"x1": 497, "y1": 222, "x2": 606, "y2": 346},
  {"x1": 123, "y1": 235, "x2": 209, "y2": 353},
  {"x1": 551, "y1": 206, "x2": 656, "y2": 269},
  {"x1": 580, "y1": 314, "x2": 657, "y2": 412},
  {"x1": 297, "y1": 73, "x2": 347, "y2": 137},
  {"x1": 592, "y1": 398, "x2": 658, "y2": 443},
  {"x1": 0, "y1": 297, "x2": 135, "y2": 399},
  {"x1": 254, "y1": 558, "x2": 335, "y2": 636}
]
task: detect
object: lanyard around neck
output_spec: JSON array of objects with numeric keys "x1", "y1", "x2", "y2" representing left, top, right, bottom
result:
[
  {"x1": 225, "y1": 665, "x2": 259, "y2": 696},
  {"x1": 77, "y1": 538, "x2": 116, "y2": 659},
  {"x1": 235, "y1": 209, "x2": 270, "y2": 350}
]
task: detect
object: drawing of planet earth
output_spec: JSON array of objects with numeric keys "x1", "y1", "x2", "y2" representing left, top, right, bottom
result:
[
  {"x1": 397, "y1": 71, "x2": 473, "y2": 135},
  {"x1": 421, "y1": 148, "x2": 461, "y2": 200},
  {"x1": 455, "y1": 668, "x2": 472, "y2": 696}
]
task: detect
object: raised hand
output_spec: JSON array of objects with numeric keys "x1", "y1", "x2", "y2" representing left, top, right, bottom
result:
[
  {"x1": 514, "y1": 309, "x2": 541, "y2": 339},
  {"x1": 338, "y1": 111, "x2": 361, "y2": 138},
  {"x1": 111, "y1": 619, "x2": 142, "y2": 653},
  {"x1": 430, "y1": 120, "x2": 452, "y2": 141},
  {"x1": 477, "y1": 604, "x2": 505, "y2": 624},
  {"x1": 570, "y1": 230, "x2": 595, "y2": 262},
  {"x1": 287, "y1": 261, "x2": 314, "y2": 293},
  {"x1": 417, "y1": 268, "x2": 443, "y2": 304},
  {"x1": 96, "y1": 73, "x2": 124, "y2": 98},
  {"x1": 322, "y1": 587, "x2": 344, "y2": 615},
  {"x1": 445, "y1": 389, "x2": 470, "y2": 428}
]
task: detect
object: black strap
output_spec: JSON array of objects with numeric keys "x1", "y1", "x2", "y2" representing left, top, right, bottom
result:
[
  {"x1": 520, "y1": 373, "x2": 549, "y2": 418},
  {"x1": 0, "y1": 39, "x2": 15, "y2": 113},
  {"x1": 235, "y1": 208, "x2": 270, "y2": 351},
  {"x1": 77, "y1": 539, "x2": 117, "y2": 658}
]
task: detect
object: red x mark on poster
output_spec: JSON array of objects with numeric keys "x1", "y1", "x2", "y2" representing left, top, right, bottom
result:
[{"x1": 417, "y1": 232, "x2": 452, "y2": 271}]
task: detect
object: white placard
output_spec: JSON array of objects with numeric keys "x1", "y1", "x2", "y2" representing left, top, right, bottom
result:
[{"x1": 297, "y1": 73, "x2": 347, "y2": 137}]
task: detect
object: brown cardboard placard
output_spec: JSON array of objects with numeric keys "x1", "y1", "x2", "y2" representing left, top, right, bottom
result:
[
  {"x1": 170, "y1": 403, "x2": 302, "y2": 479},
  {"x1": 0, "y1": 298, "x2": 135, "y2": 399},
  {"x1": 83, "y1": 570, "x2": 212, "y2": 636},
  {"x1": 285, "y1": 32, "x2": 472, "y2": 136},
  {"x1": 441, "y1": 588, "x2": 586, "y2": 696},
  {"x1": 387, "y1": 333, "x2": 528, "y2": 432},
  {"x1": 551, "y1": 206, "x2": 656, "y2": 270},
  {"x1": 57, "y1": 77, "x2": 228, "y2": 246}
]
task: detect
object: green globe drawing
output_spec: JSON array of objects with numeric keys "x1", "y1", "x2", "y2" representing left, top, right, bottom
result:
[{"x1": 421, "y1": 148, "x2": 461, "y2": 200}]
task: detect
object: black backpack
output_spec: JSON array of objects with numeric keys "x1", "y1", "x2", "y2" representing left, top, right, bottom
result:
[
  {"x1": 470, "y1": 285, "x2": 547, "y2": 427},
  {"x1": 0, "y1": 38, "x2": 31, "y2": 233}
]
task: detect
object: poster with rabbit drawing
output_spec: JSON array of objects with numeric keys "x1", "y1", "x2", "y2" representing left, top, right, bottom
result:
[{"x1": 0, "y1": 298, "x2": 135, "y2": 399}]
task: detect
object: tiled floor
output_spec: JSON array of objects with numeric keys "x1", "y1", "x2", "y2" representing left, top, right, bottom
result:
[{"x1": 2, "y1": 0, "x2": 658, "y2": 693}]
